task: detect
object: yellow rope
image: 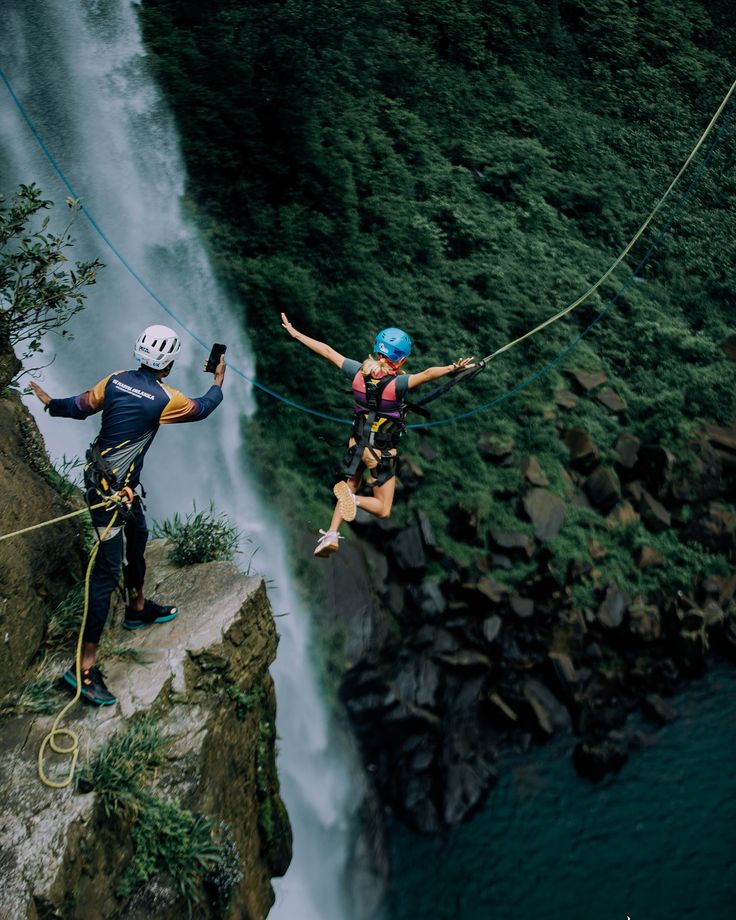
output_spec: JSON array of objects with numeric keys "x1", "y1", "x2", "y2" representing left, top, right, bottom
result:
[
  {"x1": 484, "y1": 77, "x2": 736, "y2": 363},
  {"x1": 37, "y1": 510, "x2": 119, "y2": 789},
  {"x1": 0, "y1": 501, "x2": 110, "y2": 543}
]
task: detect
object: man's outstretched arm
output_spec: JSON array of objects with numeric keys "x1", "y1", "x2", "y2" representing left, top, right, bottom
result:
[
  {"x1": 159, "y1": 355, "x2": 226, "y2": 425},
  {"x1": 31, "y1": 376, "x2": 112, "y2": 419}
]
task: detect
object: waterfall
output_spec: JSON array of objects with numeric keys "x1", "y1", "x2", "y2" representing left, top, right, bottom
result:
[{"x1": 1, "y1": 2, "x2": 364, "y2": 916}]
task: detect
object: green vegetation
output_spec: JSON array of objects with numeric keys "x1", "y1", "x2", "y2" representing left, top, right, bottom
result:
[
  {"x1": 76, "y1": 716, "x2": 166, "y2": 815},
  {"x1": 0, "y1": 183, "x2": 101, "y2": 376},
  {"x1": 77, "y1": 715, "x2": 240, "y2": 915},
  {"x1": 138, "y1": 1, "x2": 736, "y2": 608},
  {"x1": 227, "y1": 682, "x2": 265, "y2": 721},
  {"x1": 153, "y1": 502, "x2": 240, "y2": 566},
  {"x1": 255, "y1": 716, "x2": 292, "y2": 876}
]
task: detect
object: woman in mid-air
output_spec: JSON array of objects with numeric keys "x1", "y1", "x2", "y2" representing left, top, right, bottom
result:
[{"x1": 281, "y1": 313, "x2": 474, "y2": 557}]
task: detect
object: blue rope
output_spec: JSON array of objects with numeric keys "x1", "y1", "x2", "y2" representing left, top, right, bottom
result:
[{"x1": 0, "y1": 63, "x2": 730, "y2": 430}]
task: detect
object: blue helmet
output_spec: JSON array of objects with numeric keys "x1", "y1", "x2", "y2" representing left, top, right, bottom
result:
[{"x1": 374, "y1": 327, "x2": 412, "y2": 363}]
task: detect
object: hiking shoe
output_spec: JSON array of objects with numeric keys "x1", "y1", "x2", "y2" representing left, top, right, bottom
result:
[
  {"x1": 333, "y1": 481, "x2": 358, "y2": 522},
  {"x1": 313, "y1": 529, "x2": 341, "y2": 558},
  {"x1": 64, "y1": 665, "x2": 117, "y2": 706},
  {"x1": 123, "y1": 598, "x2": 179, "y2": 631}
]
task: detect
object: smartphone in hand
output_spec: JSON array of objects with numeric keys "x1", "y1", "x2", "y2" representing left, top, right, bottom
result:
[{"x1": 205, "y1": 343, "x2": 226, "y2": 373}]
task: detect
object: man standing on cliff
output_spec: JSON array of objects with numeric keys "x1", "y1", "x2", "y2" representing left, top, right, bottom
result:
[{"x1": 30, "y1": 324, "x2": 226, "y2": 706}]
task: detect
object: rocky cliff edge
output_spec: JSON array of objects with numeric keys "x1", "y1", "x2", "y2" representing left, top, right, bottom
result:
[{"x1": 0, "y1": 540, "x2": 292, "y2": 919}]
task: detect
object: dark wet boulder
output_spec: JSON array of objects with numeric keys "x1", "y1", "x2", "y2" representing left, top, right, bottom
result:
[
  {"x1": 703, "y1": 422, "x2": 736, "y2": 468},
  {"x1": 615, "y1": 432, "x2": 641, "y2": 470},
  {"x1": 642, "y1": 693, "x2": 676, "y2": 724},
  {"x1": 548, "y1": 651, "x2": 580, "y2": 688},
  {"x1": 573, "y1": 733, "x2": 628, "y2": 780},
  {"x1": 607, "y1": 500, "x2": 639, "y2": 527},
  {"x1": 415, "y1": 508, "x2": 437, "y2": 549},
  {"x1": 597, "y1": 584, "x2": 629, "y2": 628},
  {"x1": 635, "y1": 445, "x2": 675, "y2": 498},
  {"x1": 640, "y1": 489, "x2": 671, "y2": 533},
  {"x1": 476, "y1": 575, "x2": 508, "y2": 604},
  {"x1": 409, "y1": 579, "x2": 447, "y2": 620},
  {"x1": 482, "y1": 614, "x2": 502, "y2": 644},
  {"x1": 397, "y1": 457, "x2": 424, "y2": 492},
  {"x1": 596, "y1": 388, "x2": 627, "y2": 413},
  {"x1": 523, "y1": 488, "x2": 566, "y2": 540},
  {"x1": 477, "y1": 434, "x2": 513, "y2": 464},
  {"x1": 510, "y1": 595, "x2": 534, "y2": 619},
  {"x1": 565, "y1": 427, "x2": 600, "y2": 473},
  {"x1": 584, "y1": 466, "x2": 621, "y2": 513},
  {"x1": 394, "y1": 656, "x2": 441, "y2": 710},
  {"x1": 636, "y1": 545, "x2": 664, "y2": 569},
  {"x1": 398, "y1": 771, "x2": 440, "y2": 835},
  {"x1": 489, "y1": 530, "x2": 535, "y2": 559},
  {"x1": 554, "y1": 389, "x2": 578, "y2": 410},
  {"x1": 628, "y1": 600, "x2": 661, "y2": 641},
  {"x1": 390, "y1": 525, "x2": 427, "y2": 571},
  {"x1": 566, "y1": 369, "x2": 607, "y2": 392},
  {"x1": 442, "y1": 748, "x2": 496, "y2": 826},
  {"x1": 522, "y1": 679, "x2": 572, "y2": 736},
  {"x1": 434, "y1": 649, "x2": 492, "y2": 670},
  {"x1": 520, "y1": 455, "x2": 550, "y2": 487}
]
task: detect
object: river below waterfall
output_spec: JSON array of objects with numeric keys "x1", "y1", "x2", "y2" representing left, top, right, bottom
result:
[{"x1": 388, "y1": 664, "x2": 736, "y2": 920}]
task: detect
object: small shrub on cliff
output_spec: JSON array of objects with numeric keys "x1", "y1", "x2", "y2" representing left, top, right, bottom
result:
[
  {"x1": 76, "y1": 716, "x2": 165, "y2": 815},
  {"x1": 117, "y1": 799, "x2": 222, "y2": 910},
  {"x1": 0, "y1": 183, "x2": 102, "y2": 375},
  {"x1": 152, "y1": 503, "x2": 240, "y2": 566},
  {"x1": 77, "y1": 716, "x2": 240, "y2": 915}
]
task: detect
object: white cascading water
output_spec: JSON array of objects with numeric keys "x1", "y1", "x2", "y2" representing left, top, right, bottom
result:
[{"x1": 1, "y1": 2, "x2": 365, "y2": 917}]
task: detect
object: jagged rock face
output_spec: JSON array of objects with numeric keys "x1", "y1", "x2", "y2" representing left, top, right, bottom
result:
[
  {"x1": 0, "y1": 390, "x2": 87, "y2": 698},
  {"x1": 0, "y1": 541, "x2": 291, "y2": 919}
]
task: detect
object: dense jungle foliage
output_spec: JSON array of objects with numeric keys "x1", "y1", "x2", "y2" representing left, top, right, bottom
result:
[{"x1": 139, "y1": 0, "x2": 736, "y2": 599}]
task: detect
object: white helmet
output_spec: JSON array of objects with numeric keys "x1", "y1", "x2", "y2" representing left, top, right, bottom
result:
[{"x1": 134, "y1": 324, "x2": 182, "y2": 370}]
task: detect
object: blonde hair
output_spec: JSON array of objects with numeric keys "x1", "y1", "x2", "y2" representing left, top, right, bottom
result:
[{"x1": 361, "y1": 354, "x2": 405, "y2": 377}]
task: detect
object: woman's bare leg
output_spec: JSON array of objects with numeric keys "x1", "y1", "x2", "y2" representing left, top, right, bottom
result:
[{"x1": 353, "y1": 477, "x2": 396, "y2": 520}]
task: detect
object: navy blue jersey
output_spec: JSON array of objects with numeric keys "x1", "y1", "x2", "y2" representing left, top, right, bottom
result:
[{"x1": 49, "y1": 366, "x2": 222, "y2": 486}]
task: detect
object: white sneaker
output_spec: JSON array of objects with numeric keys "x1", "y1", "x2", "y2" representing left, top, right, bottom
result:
[
  {"x1": 333, "y1": 481, "x2": 358, "y2": 522},
  {"x1": 313, "y1": 529, "x2": 341, "y2": 558}
]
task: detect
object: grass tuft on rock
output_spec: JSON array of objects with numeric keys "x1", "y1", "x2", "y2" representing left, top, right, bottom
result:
[
  {"x1": 152, "y1": 503, "x2": 240, "y2": 566},
  {"x1": 76, "y1": 716, "x2": 241, "y2": 914}
]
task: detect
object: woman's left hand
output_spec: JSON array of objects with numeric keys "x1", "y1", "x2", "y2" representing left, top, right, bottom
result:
[
  {"x1": 281, "y1": 312, "x2": 299, "y2": 338},
  {"x1": 451, "y1": 356, "x2": 476, "y2": 372}
]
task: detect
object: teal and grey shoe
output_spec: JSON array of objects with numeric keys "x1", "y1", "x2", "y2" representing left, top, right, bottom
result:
[
  {"x1": 63, "y1": 665, "x2": 117, "y2": 706},
  {"x1": 123, "y1": 598, "x2": 179, "y2": 631}
]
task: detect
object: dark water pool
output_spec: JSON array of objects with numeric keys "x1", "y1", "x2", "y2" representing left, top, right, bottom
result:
[{"x1": 388, "y1": 667, "x2": 736, "y2": 920}]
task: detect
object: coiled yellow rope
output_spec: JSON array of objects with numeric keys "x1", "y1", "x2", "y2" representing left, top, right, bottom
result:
[{"x1": 36, "y1": 509, "x2": 119, "y2": 789}]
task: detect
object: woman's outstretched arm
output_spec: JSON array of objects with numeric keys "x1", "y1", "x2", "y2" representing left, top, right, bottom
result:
[
  {"x1": 281, "y1": 313, "x2": 346, "y2": 368},
  {"x1": 407, "y1": 356, "x2": 475, "y2": 390}
]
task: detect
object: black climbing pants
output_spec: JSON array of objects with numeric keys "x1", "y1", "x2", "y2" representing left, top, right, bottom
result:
[{"x1": 85, "y1": 497, "x2": 148, "y2": 644}]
